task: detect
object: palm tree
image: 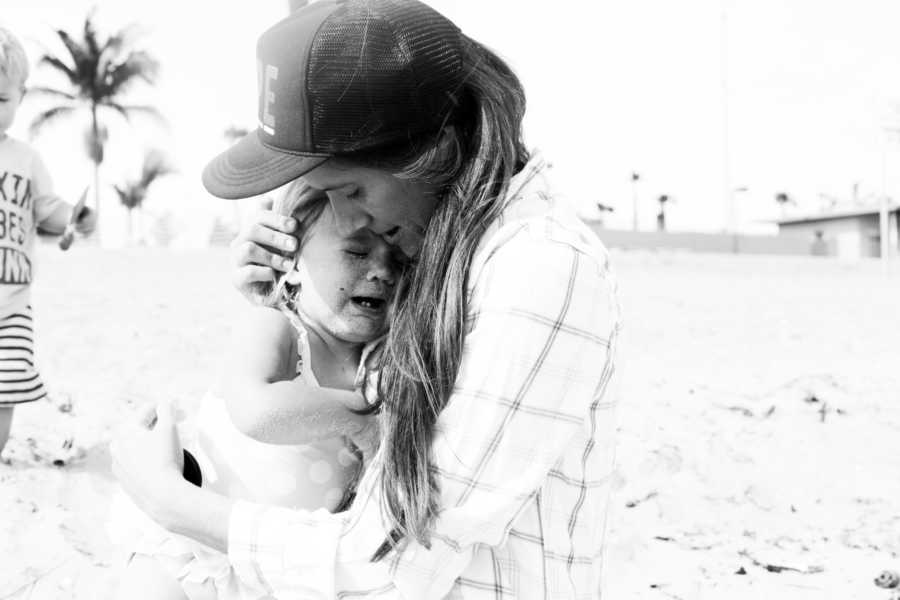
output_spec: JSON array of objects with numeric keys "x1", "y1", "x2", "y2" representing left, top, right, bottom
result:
[
  {"x1": 774, "y1": 191, "x2": 794, "y2": 218},
  {"x1": 28, "y1": 11, "x2": 161, "y2": 225},
  {"x1": 594, "y1": 202, "x2": 615, "y2": 227},
  {"x1": 656, "y1": 194, "x2": 672, "y2": 231},
  {"x1": 113, "y1": 150, "x2": 174, "y2": 244}
]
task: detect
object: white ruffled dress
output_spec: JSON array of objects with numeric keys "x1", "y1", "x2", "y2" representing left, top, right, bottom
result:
[{"x1": 108, "y1": 317, "x2": 375, "y2": 599}]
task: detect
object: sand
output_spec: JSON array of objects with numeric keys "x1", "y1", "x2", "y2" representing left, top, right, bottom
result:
[{"x1": 0, "y1": 244, "x2": 898, "y2": 599}]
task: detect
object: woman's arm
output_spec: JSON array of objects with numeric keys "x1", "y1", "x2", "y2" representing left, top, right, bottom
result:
[
  {"x1": 216, "y1": 305, "x2": 371, "y2": 444},
  {"x1": 225, "y1": 232, "x2": 622, "y2": 598},
  {"x1": 110, "y1": 402, "x2": 233, "y2": 553}
]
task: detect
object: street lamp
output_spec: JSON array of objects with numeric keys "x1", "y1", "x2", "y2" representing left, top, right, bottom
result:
[
  {"x1": 630, "y1": 172, "x2": 640, "y2": 231},
  {"x1": 731, "y1": 186, "x2": 749, "y2": 253}
]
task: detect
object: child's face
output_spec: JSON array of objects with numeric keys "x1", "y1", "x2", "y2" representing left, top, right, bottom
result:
[
  {"x1": 292, "y1": 204, "x2": 403, "y2": 344},
  {"x1": 0, "y1": 72, "x2": 24, "y2": 134}
]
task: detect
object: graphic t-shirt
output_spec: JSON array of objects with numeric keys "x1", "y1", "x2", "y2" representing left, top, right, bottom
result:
[{"x1": 0, "y1": 136, "x2": 65, "y2": 315}]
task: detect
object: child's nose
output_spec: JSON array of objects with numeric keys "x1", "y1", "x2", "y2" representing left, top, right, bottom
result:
[{"x1": 366, "y1": 259, "x2": 397, "y2": 286}]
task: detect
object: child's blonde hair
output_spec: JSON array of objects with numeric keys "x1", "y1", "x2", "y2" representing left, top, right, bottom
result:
[
  {"x1": 0, "y1": 27, "x2": 29, "y2": 87},
  {"x1": 251, "y1": 178, "x2": 329, "y2": 307}
]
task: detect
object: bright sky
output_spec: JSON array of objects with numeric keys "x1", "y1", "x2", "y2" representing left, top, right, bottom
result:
[{"x1": 5, "y1": 0, "x2": 900, "y2": 244}]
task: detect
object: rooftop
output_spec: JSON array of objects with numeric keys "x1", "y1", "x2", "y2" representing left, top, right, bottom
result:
[{"x1": 775, "y1": 204, "x2": 900, "y2": 226}]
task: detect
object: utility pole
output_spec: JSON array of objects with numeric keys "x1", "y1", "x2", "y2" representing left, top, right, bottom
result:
[
  {"x1": 731, "y1": 186, "x2": 748, "y2": 253},
  {"x1": 721, "y1": 0, "x2": 735, "y2": 242},
  {"x1": 881, "y1": 131, "x2": 890, "y2": 273},
  {"x1": 631, "y1": 172, "x2": 641, "y2": 231}
]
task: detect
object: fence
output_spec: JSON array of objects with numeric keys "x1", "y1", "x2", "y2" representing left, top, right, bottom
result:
[{"x1": 589, "y1": 228, "x2": 815, "y2": 256}]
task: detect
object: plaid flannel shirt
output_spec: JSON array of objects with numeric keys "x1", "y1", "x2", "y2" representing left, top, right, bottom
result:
[{"x1": 228, "y1": 156, "x2": 623, "y2": 599}]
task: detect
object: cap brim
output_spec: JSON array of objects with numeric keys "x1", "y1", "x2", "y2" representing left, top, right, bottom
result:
[{"x1": 202, "y1": 130, "x2": 330, "y2": 200}]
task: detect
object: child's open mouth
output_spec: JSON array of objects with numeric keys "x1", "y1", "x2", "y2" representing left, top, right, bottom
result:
[{"x1": 351, "y1": 296, "x2": 387, "y2": 313}]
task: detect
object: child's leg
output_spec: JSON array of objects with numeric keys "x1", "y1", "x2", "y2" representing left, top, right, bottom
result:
[
  {"x1": 114, "y1": 554, "x2": 189, "y2": 600},
  {"x1": 0, "y1": 406, "x2": 13, "y2": 455}
]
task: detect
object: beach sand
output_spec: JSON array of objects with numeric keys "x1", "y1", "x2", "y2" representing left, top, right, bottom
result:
[{"x1": 0, "y1": 245, "x2": 897, "y2": 599}]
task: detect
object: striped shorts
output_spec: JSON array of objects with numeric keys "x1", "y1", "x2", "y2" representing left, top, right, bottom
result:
[{"x1": 0, "y1": 307, "x2": 46, "y2": 406}]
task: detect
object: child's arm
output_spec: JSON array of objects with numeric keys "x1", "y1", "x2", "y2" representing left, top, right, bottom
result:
[
  {"x1": 30, "y1": 153, "x2": 96, "y2": 235},
  {"x1": 215, "y1": 305, "x2": 372, "y2": 445},
  {"x1": 36, "y1": 203, "x2": 79, "y2": 235}
]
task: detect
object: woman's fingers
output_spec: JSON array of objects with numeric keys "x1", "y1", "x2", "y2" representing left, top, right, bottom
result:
[
  {"x1": 231, "y1": 240, "x2": 294, "y2": 271},
  {"x1": 244, "y1": 221, "x2": 298, "y2": 255},
  {"x1": 230, "y1": 208, "x2": 297, "y2": 301},
  {"x1": 231, "y1": 265, "x2": 275, "y2": 294},
  {"x1": 250, "y1": 207, "x2": 296, "y2": 234},
  {"x1": 235, "y1": 209, "x2": 297, "y2": 253}
]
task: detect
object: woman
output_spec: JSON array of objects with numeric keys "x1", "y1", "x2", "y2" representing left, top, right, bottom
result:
[{"x1": 112, "y1": 0, "x2": 622, "y2": 597}]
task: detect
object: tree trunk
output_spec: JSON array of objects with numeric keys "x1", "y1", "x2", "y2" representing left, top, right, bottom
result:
[
  {"x1": 630, "y1": 179, "x2": 639, "y2": 231},
  {"x1": 126, "y1": 208, "x2": 134, "y2": 245},
  {"x1": 90, "y1": 105, "x2": 101, "y2": 243}
]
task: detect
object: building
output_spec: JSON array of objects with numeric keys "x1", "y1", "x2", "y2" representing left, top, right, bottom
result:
[{"x1": 775, "y1": 204, "x2": 900, "y2": 258}]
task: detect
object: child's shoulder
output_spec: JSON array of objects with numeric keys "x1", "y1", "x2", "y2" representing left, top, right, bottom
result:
[
  {"x1": 0, "y1": 135, "x2": 39, "y2": 158},
  {"x1": 0, "y1": 136, "x2": 46, "y2": 175},
  {"x1": 237, "y1": 305, "x2": 298, "y2": 344},
  {"x1": 242, "y1": 304, "x2": 291, "y2": 329}
]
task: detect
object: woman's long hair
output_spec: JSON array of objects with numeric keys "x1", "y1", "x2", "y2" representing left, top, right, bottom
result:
[{"x1": 342, "y1": 37, "x2": 530, "y2": 559}]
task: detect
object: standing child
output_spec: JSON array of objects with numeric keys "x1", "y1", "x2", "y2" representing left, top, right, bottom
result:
[{"x1": 0, "y1": 27, "x2": 96, "y2": 455}]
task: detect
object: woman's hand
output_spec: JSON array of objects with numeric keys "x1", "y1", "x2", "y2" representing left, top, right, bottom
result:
[
  {"x1": 110, "y1": 401, "x2": 188, "y2": 529},
  {"x1": 231, "y1": 198, "x2": 299, "y2": 303}
]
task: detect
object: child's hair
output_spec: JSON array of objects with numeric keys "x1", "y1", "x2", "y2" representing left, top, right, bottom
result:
[
  {"x1": 250, "y1": 179, "x2": 329, "y2": 307},
  {"x1": 341, "y1": 36, "x2": 530, "y2": 560},
  {"x1": 0, "y1": 27, "x2": 29, "y2": 86}
]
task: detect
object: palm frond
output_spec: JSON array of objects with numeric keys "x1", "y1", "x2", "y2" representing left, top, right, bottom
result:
[
  {"x1": 112, "y1": 184, "x2": 127, "y2": 201},
  {"x1": 98, "y1": 23, "x2": 143, "y2": 64},
  {"x1": 97, "y1": 50, "x2": 159, "y2": 98},
  {"x1": 99, "y1": 101, "x2": 130, "y2": 122},
  {"x1": 55, "y1": 30, "x2": 94, "y2": 86},
  {"x1": 83, "y1": 13, "x2": 102, "y2": 62},
  {"x1": 28, "y1": 105, "x2": 77, "y2": 138},
  {"x1": 37, "y1": 55, "x2": 77, "y2": 85},
  {"x1": 113, "y1": 183, "x2": 143, "y2": 210},
  {"x1": 25, "y1": 86, "x2": 78, "y2": 102},
  {"x1": 99, "y1": 101, "x2": 164, "y2": 126},
  {"x1": 139, "y1": 150, "x2": 175, "y2": 188}
]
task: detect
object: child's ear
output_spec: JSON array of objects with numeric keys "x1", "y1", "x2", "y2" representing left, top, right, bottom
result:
[
  {"x1": 284, "y1": 270, "x2": 302, "y2": 286},
  {"x1": 284, "y1": 261, "x2": 304, "y2": 286}
]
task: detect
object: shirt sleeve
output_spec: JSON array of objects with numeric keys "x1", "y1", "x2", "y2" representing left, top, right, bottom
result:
[{"x1": 227, "y1": 228, "x2": 621, "y2": 599}]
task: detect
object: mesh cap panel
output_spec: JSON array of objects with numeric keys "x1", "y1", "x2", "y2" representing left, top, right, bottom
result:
[{"x1": 308, "y1": 0, "x2": 463, "y2": 153}]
